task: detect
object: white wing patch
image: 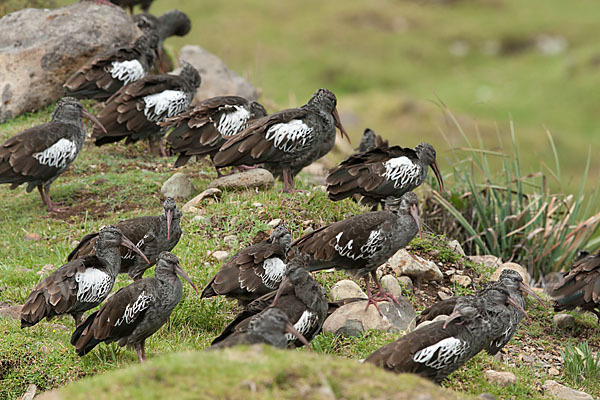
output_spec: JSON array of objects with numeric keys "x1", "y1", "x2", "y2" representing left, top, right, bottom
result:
[
  {"x1": 110, "y1": 60, "x2": 145, "y2": 85},
  {"x1": 334, "y1": 230, "x2": 383, "y2": 260},
  {"x1": 257, "y1": 257, "x2": 286, "y2": 290},
  {"x1": 144, "y1": 90, "x2": 189, "y2": 122},
  {"x1": 413, "y1": 337, "x2": 467, "y2": 370},
  {"x1": 75, "y1": 268, "x2": 112, "y2": 303},
  {"x1": 383, "y1": 156, "x2": 422, "y2": 189},
  {"x1": 285, "y1": 310, "x2": 314, "y2": 342},
  {"x1": 216, "y1": 105, "x2": 251, "y2": 137},
  {"x1": 113, "y1": 291, "x2": 154, "y2": 326},
  {"x1": 265, "y1": 119, "x2": 313, "y2": 153},
  {"x1": 33, "y1": 138, "x2": 77, "y2": 169},
  {"x1": 123, "y1": 235, "x2": 147, "y2": 260}
]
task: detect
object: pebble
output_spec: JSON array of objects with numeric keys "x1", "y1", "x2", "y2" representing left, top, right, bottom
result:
[
  {"x1": 397, "y1": 276, "x2": 413, "y2": 293},
  {"x1": 193, "y1": 215, "x2": 211, "y2": 225},
  {"x1": 267, "y1": 219, "x2": 282, "y2": 227},
  {"x1": 468, "y1": 255, "x2": 503, "y2": 269},
  {"x1": 437, "y1": 291, "x2": 451, "y2": 300},
  {"x1": 485, "y1": 370, "x2": 516, "y2": 386},
  {"x1": 450, "y1": 274, "x2": 472, "y2": 287},
  {"x1": 447, "y1": 240, "x2": 465, "y2": 256},
  {"x1": 543, "y1": 380, "x2": 593, "y2": 400},
  {"x1": 252, "y1": 202, "x2": 263, "y2": 208},
  {"x1": 548, "y1": 367, "x2": 560, "y2": 376},
  {"x1": 223, "y1": 235, "x2": 237, "y2": 247},
  {"x1": 330, "y1": 280, "x2": 367, "y2": 301},
  {"x1": 553, "y1": 313, "x2": 575, "y2": 329},
  {"x1": 211, "y1": 251, "x2": 230, "y2": 262},
  {"x1": 25, "y1": 233, "x2": 42, "y2": 241},
  {"x1": 208, "y1": 168, "x2": 274, "y2": 190}
]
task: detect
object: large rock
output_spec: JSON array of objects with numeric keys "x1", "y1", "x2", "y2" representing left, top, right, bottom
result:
[
  {"x1": 468, "y1": 255, "x2": 503, "y2": 269},
  {"x1": 543, "y1": 380, "x2": 593, "y2": 400},
  {"x1": 209, "y1": 168, "x2": 274, "y2": 190},
  {"x1": 179, "y1": 45, "x2": 258, "y2": 102},
  {"x1": 0, "y1": 2, "x2": 138, "y2": 122},
  {"x1": 490, "y1": 262, "x2": 531, "y2": 285},
  {"x1": 382, "y1": 249, "x2": 443, "y2": 282},
  {"x1": 161, "y1": 172, "x2": 195, "y2": 199},
  {"x1": 0, "y1": 304, "x2": 22, "y2": 320},
  {"x1": 330, "y1": 280, "x2": 367, "y2": 301},
  {"x1": 323, "y1": 299, "x2": 416, "y2": 336}
]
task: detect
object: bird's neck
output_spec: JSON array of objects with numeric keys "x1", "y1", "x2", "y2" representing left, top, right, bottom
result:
[{"x1": 96, "y1": 246, "x2": 122, "y2": 277}]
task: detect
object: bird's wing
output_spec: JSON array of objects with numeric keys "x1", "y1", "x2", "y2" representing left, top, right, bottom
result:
[{"x1": 416, "y1": 298, "x2": 458, "y2": 325}]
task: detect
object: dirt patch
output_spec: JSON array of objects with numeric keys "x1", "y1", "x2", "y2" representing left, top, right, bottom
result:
[{"x1": 44, "y1": 190, "x2": 139, "y2": 221}]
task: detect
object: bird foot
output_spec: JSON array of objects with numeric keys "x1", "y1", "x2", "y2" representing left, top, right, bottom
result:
[
  {"x1": 364, "y1": 297, "x2": 384, "y2": 317},
  {"x1": 374, "y1": 290, "x2": 402, "y2": 308}
]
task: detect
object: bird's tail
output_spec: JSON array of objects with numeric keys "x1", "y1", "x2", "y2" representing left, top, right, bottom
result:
[{"x1": 71, "y1": 311, "x2": 102, "y2": 356}]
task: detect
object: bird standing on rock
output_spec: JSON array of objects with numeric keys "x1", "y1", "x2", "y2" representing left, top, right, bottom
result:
[
  {"x1": 92, "y1": 61, "x2": 200, "y2": 156},
  {"x1": 21, "y1": 226, "x2": 148, "y2": 328},
  {"x1": 201, "y1": 223, "x2": 291, "y2": 305},
  {"x1": 0, "y1": 97, "x2": 106, "y2": 212},
  {"x1": 292, "y1": 191, "x2": 421, "y2": 315},
  {"x1": 213, "y1": 88, "x2": 350, "y2": 192},
  {"x1": 327, "y1": 142, "x2": 444, "y2": 209},
  {"x1": 161, "y1": 96, "x2": 267, "y2": 174},
  {"x1": 71, "y1": 252, "x2": 198, "y2": 362},
  {"x1": 68, "y1": 197, "x2": 182, "y2": 281},
  {"x1": 63, "y1": 15, "x2": 159, "y2": 100}
]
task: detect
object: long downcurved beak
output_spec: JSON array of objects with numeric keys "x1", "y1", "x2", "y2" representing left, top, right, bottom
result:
[
  {"x1": 443, "y1": 309, "x2": 463, "y2": 329},
  {"x1": 166, "y1": 209, "x2": 173, "y2": 241},
  {"x1": 332, "y1": 107, "x2": 350, "y2": 144},
  {"x1": 430, "y1": 160, "x2": 445, "y2": 193},
  {"x1": 82, "y1": 109, "x2": 107, "y2": 134},
  {"x1": 410, "y1": 204, "x2": 422, "y2": 239},
  {"x1": 285, "y1": 322, "x2": 313, "y2": 351},
  {"x1": 507, "y1": 294, "x2": 530, "y2": 321},
  {"x1": 120, "y1": 235, "x2": 150, "y2": 264},
  {"x1": 519, "y1": 282, "x2": 546, "y2": 308},
  {"x1": 271, "y1": 277, "x2": 289, "y2": 307},
  {"x1": 175, "y1": 264, "x2": 199, "y2": 294}
]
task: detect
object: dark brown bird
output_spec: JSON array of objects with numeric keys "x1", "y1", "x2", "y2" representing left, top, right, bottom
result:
[
  {"x1": 92, "y1": 61, "x2": 200, "y2": 156},
  {"x1": 201, "y1": 223, "x2": 291, "y2": 305},
  {"x1": 356, "y1": 128, "x2": 388, "y2": 153},
  {"x1": 71, "y1": 252, "x2": 198, "y2": 362},
  {"x1": 110, "y1": 0, "x2": 153, "y2": 14},
  {"x1": 161, "y1": 96, "x2": 267, "y2": 173},
  {"x1": 211, "y1": 251, "x2": 328, "y2": 349},
  {"x1": 21, "y1": 226, "x2": 147, "y2": 328},
  {"x1": 68, "y1": 197, "x2": 182, "y2": 281},
  {"x1": 549, "y1": 250, "x2": 600, "y2": 322},
  {"x1": 0, "y1": 97, "x2": 106, "y2": 212},
  {"x1": 292, "y1": 192, "x2": 421, "y2": 315},
  {"x1": 63, "y1": 16, "x2": 159, "y2": 100},
  {"x1": 213, "y1": 88, "x2": 350, "y2": 192},
  {"x1": 327, "y1": 142, "x2": 444, "y2": 209}
]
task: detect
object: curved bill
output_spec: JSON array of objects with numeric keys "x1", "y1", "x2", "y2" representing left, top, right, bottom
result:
[
  {"x1": 82, "y1": 109, "x2": 107, "y2": 134},
  {"x1": 175, "y1": 264, "x2": 199, "y2": 294},
  {"x1": 443, "y1": 309, "x2": 463, "y2": 329},
  {"x1": 430, "y1": 160, "x2": 445, "y2": 193},
  {"x1": 120, "y1": 235, "x2": 150, "y2": 264},
  {"x1": 166, "y1": 209, "x2": 173, "y2": 241},
  {"x1": 507, "y1": 294, "x2": 530, "y2": 321},
  {"x1": 271, "y1": 277, "x2": 288, "y2": 307},
  {"x1": 519, "y1": 282, "x2": 546, "y2": 308},
  {"x1": 285, "y1": 322, "x2": 313, "y2": 352},
  {"x1": 332, "y1": 108, "x2": 350, "y2": 144},
  {"x1": 410, "y1": 204, "x2": 422, "y2": 239}
]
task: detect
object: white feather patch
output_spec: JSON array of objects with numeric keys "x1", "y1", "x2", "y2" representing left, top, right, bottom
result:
[
  {"x1": 32, "y1": 138, "x2": 77, "y2": 169},
  {"x1": 265, "y1": 119, "x2": 313, "y2": 153},
  {"x1": 110, "y1": 60, "x2": 145, "y2": 85},
  {"x1": 383, "y1": 156, "x2": 421, "y2": 189},
  {"x1": 334, "y1": 230, "x2": 382, "y2": 260},
  {"x1": 113, "y1": 290, "x2": 154, "y2": 326},
  {"x1": 285, "y1": 310, "x2": 314, "y2": 342},
  {"x1": 413, "y1": 337, "x2": 466, "y2": 369},
  {"x1": 123, "y1": 235, "x2": 146, "y2": 260},
  {"x1": 258, "y1": 257, "x2": 286, "y2": 290},
  {"x1": 75, "y1": 268, "x2": 112, "y2": 303},
  {"x1": 144, "y1": 90, "x2": 189, "y2": 122},
  {"x1": 216, "y1": 105, "x2": 251, "y2": 136}
]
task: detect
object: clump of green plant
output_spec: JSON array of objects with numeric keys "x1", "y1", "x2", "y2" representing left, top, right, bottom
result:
[
  {"x1": 562, "y1": 342, "x2": 600, "y2": 384},
  {"x1": 423, "y1": 106, "x2": 600, "y2": 281}
]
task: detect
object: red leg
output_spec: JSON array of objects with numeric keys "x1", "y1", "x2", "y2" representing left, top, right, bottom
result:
[
  {"x1": 363, "y1": 275, "x2": 384, "y2": 316},
  {"x1": 39, "y1": 186, "x2": 63, "y2": 212},
  {"x1": 158, "y1": 138, "x2": 168, "y2": 158},
  {"x1": 371, "y1": 271, "x2": 401, "y2": 307}
]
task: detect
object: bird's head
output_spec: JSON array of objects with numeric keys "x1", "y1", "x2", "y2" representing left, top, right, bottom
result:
[
  {"x1": 415, "y1": 143, "x2": 444, "y2": 193},
  {"x1": 308, "y1": 88, "x2": 350, "y2": 144},
  {"x1": 270, "y1": 222, "x2": 291, "y2": 248},
  {"x1": 53, "y1": 97, "x2": 107, "y2": 134},
  {"x1": 498, "y1": 269, "x2": 545, "y2": 308},
  {"x1": 97, "y1": 225, "x2": 150, "y2": 264},
  {"x1": 162, "y1": 197, "x2": 180, "y2": 241},
  {"x1": 180, "y1": 61, "x2": 201, "y2": 89},
  {"x1": 249, "y1": 101, "x2": 268, "y2": 119},
  {"x1": 156, "y1": 251, "x2": 198, "y2": 293}
]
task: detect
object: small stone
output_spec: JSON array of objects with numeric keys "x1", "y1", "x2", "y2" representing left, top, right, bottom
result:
[
  {"x1": 252, "y1": 202, "x2": 263, "y2": 208},
  {"x1": 548, "y1": 367, "x2": 560, "y2": 376},
  {"x1": 211, "y1": 251, "x2": 230, "y2": 262},
  {"x1": 161, "y1": 172, "x2": 195, "y2": 199},
  {"x1": 181, "y1": 188, "x2": 222, "y2": 211},
  {"x1": 397, "y1": 276, "x2": 413, "y2": 293},
  {"x1": 437, "y1": 291, "x2": 451, "y2": 300},
  {"x1": 520, "y1": 354, "x2": 535, "y2": 364},
  {"x1": 478, "y1": 394, "x2": 496, "y2": 400},
  {"x1": 209, "y1": 168, "x2": 274, "y2": 190},
  {"x1": 451, "y1": 274, "x2": 472, "y2": 287},
  {"x1": 447, "y1": 240, "x2": 465, "y2": 256},
  {"x1": 490, "y1": 262, "x2": 531, "y2": 285},
  {"x1": 330, "y1": 280, "x2": 367, "y2": 301},
  {"x1": 381, "y1": 275, "x2": 404, "y2": 298},
  {"x1": 223, "y1": 235, "x2": 237, "y2": 247},
  {"x1": 25, "y1": 233, "x2": 42, "y2": 241},
  {"x1": 37, "y1": 264, "x2": 54, "y2": 276},
  {"x1": 468, "y1": 255, "x2": 503, "y2": 269},
  {"x1": 543, "y1": 380, "x2": 593, "y2": 400},
  {"x1": 553, "y1": 313, "x2": 575, "y2": 329},
  {"x1": 383, "y1": 249, "x2": 443, "y2": 282},
  {"x1": 193, "y1": 215, "x2": 211, "y2": 224},
  {"x1": 40, "y1": 345, "x2": 50, "y2": 355},
  {"x1": 302, "y1": 227, "x2": 314, "y2": 235},
  {"x1": 21, "y1": 384, "x2": 37, "y2": 400},
  {"x1": 0, "y1": 304, "x2": 22, "y2": 320},
  {"x1": 267, "y1": 219, "x2": 282, "y2": 227},
  {"x1": 485, "y1": 370, "x2": 516, "y2": 387}
]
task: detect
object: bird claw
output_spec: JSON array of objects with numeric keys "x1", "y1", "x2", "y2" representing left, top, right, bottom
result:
[{"x1": 364, "y1": 297, "x2": 384, "y2": 317}]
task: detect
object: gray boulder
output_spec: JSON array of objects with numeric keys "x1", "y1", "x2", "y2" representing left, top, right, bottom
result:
[
  {"x1": 161, "y1": 172, "x2": 195, "y2": 199},
  {"x1": 209, "y1": 168, "x2": 274, "y2": 190},
  {"x1": 0, "y1": 2, "x2": 138, "y2": 122}
]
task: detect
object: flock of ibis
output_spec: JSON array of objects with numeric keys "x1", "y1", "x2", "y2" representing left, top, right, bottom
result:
[{"x1": 1, "y1": 0, "x2": 599, "y2": 388}]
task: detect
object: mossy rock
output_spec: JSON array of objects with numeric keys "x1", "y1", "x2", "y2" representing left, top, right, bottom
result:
[{"x1": 39, "y1": 345, "x2": 470, "y2": 399}]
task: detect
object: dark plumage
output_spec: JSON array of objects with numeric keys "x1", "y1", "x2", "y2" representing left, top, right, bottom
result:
[
  {"x1": 211, "y1": 252, "x2": 328, "y2": 348},
  {"x1": 92, "y1": 61, "x2": 201, "y2": 156},
  {"x1": 0, "y1": 97, "x2": 105, "y2": 212},
  {"x1": 71, "y1": 252, "x2": 198, "y2": 362},
  {"x1": 356, "y1": 128, "x2": 388, "y2": 153},
  {"x1": 201, "y1": 223, "x2": 291, "y2": 304},
  {"x1": 161, "y1": 96, "x2": 267, "y2": 172},
  {"x1": 327, "y1": 142, "x2": 444, "y2": 209},
  {"x1": 68, "y1": 197, "x2": 182, "y2": 281},
  {"x1": 213, "y1": 88, "x2": 350, "y2": 192},
  {"x1": 292, "y1": 192, "x2": 421, "y2": 314},
  {"x1": 63, "y1": 16, "x2": 159, "y2": 100},
  {"x1": 110, "y1": 0, "x2": 153, "y2": 13},
  {"x1": 549, "y1": 250, "x2": 600, "y2": 322},
  {"x1": 21, "y1": 226, "x2": 146, "y2": 327}
]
